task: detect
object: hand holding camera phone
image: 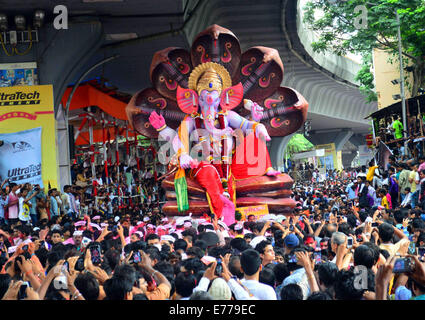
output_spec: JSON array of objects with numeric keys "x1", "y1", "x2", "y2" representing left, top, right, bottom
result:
[
  {"x1": 393, "y1": 257, "x2": 415, "y2": 274},
  {"x1": 18, "y1": 281, "x2": 30, "y2": 300},
  {"x1": 132, "y1": 251, "x2": 142, "y2": 264},
  {"x1": 288, "y1": 253, "x2": 297, "y2": 263},
  {"x1": 347, "y1": 237, "x2": 353, "y2": 249},
  {"x1": 90, "y1": 244, "x2": 102, "y2": 266},
  {"x1": 215, "y1": 258, "x2": 223, "y2": 276}
]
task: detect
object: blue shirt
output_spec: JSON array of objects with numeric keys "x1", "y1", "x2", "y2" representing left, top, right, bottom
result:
[
  {"x1": 345, "y1": 183, "x2": 357, "y2": 200},
  {"x1": 0, "y1": 196, "x2": 8, "y2": 219},
  {"x1": 282, "y1": 267, "x2": 311, "y2": 299},
  {"x1": 50, "y1": 196, "x2": 59, "y2": 216},
  {"x1": 27, "y1": 189, "x2": 46, "y2": 216}
]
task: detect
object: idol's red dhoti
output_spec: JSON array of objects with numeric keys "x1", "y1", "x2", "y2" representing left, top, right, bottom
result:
[{"x1": 231, "y1": 132, "x2": 273, "y2": 180}]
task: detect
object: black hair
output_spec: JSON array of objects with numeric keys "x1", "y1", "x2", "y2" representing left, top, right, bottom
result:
[
  {"x1": 34, "y1": 247, "x2": 49, "y2": 269},
  {"x1": 133, "y1": 293, "x2": 149, "y2": 300},
  {"x1": 393, "y1": 209, "x2": 406, "y2": 224},
  {"x1": 182, "y1": 257, "x2": 204, "y2": 274},
  {"x1": 362, "y1": 242, "x2": 380, "y2": 266},
  {"x1": 193, "y1": 240, "x2": 207, "y2": 252},
  {"x1": 334, "y1": 269, "x2": 365, "y2": 300},
  {"x1": 307, "y1": 291, "x2": 333, "y2": 300},
  {"x1": 186, "y1": 246, "x2": 204, "y2": 260},
  {"x1": 230, "y1": 238, "x2": 249, "y2": 253},
  {"x1": 259, "y1": 267, "x2": 276, "y2": 287},
  {"x1": 113, "y1": 264, "x2": 137, "y2": 285},
  {"x1": 174, "y1": 239, "x2": 188, "y2": 252},
  {"x1": 145, "y1": 246, "x2": 161, "y2": 263},
  {"x1": 228, "y1": 255, "x2": 244, "y2": 279},
  {"x1": 354, "y1": 245, "x2": 376, "y2": 269},
  {"x1": 255, "y1": 240, "x2": 272, "y2": 255},
  {"x1": 0, "y1": 274, "x2": 11, "y2": 299},
  {"x1": 280, "y1": 283, "x2": 303, "y2": 300},
  {"x1": 273, "y1": 263, "x2": 290, "y2": 284},
  {"x1": 317, "y1": 262, "x2": 338, "y2": 288},
  {"x1": 175, "y1": 272, "x2": 197, "y2": 298},
  {"x1": 74, "y1": 272, "x2": 100, "y2": 300},
  {"x1": 145, "y1": 233, "x2": 160, "y2": 242},
  {"x1": 240, "y1": 249, "x2": 261, "y2": 276},
  {"x1": 103, "y1": 248, "x2": 121, "y2": 273},
  {"x1": 253, "y1": 222, "x2": 265, "y2": 233},
  {"x1": 358, "y1": 211, "x2": 369, "y2": 223},
  {"x1": 103, "y1": 276, "x2": 133, "y2": 300},
  {"x1": 154, "y1": 261, "x2": 174, "y2": 278},
  {"x1": 378, "y1": 223, "x2": 394, "y2": 243}
]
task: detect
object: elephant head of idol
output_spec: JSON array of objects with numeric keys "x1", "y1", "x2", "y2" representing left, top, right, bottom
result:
[{"x1": 176, "y1": 62, "x2": 243, "y2": 137}]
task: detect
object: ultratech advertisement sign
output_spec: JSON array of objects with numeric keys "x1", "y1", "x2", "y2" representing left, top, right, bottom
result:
[
  {"x1": 0, "y1": 85, "x2": 58, "y2": 189},
  {"x1": 0, "y1": 90, "x2": 40, "y2": 106},
  {"x1": 0, "y1": 128, "x2": 43, "y2": 186}
]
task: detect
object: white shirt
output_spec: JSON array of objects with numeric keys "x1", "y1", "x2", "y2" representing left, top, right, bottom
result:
[
  {"x1": 401, "y1": 193, "x2": 412, "y2": 207},
  {"x1": 18, "y1": 197, "x2": 31, "y2": 222},
  {"x1": 240, "y1": 279, "x2": 277, "y2": 300}
]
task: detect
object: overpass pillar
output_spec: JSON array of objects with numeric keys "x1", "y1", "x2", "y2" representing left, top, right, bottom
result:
[{"x1": 269, "y1": 134, "x2": 294, "y2": 172}]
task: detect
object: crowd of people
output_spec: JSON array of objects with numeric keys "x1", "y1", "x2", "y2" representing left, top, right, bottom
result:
[{"x1": 0, "y1": 144, "x2": 425, "y2": 301}]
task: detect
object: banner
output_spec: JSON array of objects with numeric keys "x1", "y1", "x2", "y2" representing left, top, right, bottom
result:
[
  {"x1": 238, "y1": 205, "x2": 269, "y2": 221},
  {"x1": 0, "y1": 62, "x2": 38, "y2": 87},
  {"x1": 315, "y1": 143, "x2": 342, "y2": 171},
  {"x1": 0, "y1": 127, "x2": 42, "y2": 186},
  {"x1": 358, "y1": 144, "x2": 374, "y2": 167},
  {"x1": 0, "y1": 85, "x2": 58, "y2": 189}
]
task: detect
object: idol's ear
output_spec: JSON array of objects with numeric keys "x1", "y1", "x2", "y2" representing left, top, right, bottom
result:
[
  {"x1": 176, "y1": 86, "x2": 198, "y2": 114},
  {"x1": 220, "y1": 82, "x2": 243, "y2": 111}
]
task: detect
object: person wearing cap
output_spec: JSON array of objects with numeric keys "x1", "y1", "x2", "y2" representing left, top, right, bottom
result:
[
  {"x1": 72, "y1": 230, "x2": 84, "y2": 252},
  {"x1": 130, "y1": 231, "x2": 143, "y2": 243},
  {"x1": 232, "y1": 223, "x2": 244, "y2": 239},
  {"x1": 283, "y1": 233, "x2": 300, "y2": 255}
]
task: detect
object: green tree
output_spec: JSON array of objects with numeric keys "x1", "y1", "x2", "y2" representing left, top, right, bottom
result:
[
  {"x1": 303, "y1": 0, "x2": 425, "y2": 99},
  {"x1": 286, "y1": 133, "x2": 314, "y2": 158}
]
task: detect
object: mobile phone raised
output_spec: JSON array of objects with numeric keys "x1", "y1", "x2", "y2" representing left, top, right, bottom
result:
[
  {"x1": 90, "y1": 244, "x2": 102, "y2": 266},
  {"x1": 215, "y1": 258, "x2": 223, "y2": 276},
  {"x1": 393, "y1": 257, "x2": 415, "y2": 274}
]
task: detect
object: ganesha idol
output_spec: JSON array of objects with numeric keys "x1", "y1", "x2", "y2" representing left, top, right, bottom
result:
[{"x1": 126, "y1": 25, "x2": 308, "y2": 224}]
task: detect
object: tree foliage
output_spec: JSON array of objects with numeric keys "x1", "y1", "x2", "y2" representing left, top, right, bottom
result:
[{"x1": 303, "y1": 0, "x2": 425, "y2": 98}]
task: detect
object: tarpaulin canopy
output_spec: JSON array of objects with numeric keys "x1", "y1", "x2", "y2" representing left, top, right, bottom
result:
[
  {"x1": 61, "y1": 80, "x2": 130, "y2": 121},
  {"x1": 365, "y1": 94, "x2": 425, "y2": 120},
  {"x1": 60, "y1": 80, "x2": 134, "y2": 146}
]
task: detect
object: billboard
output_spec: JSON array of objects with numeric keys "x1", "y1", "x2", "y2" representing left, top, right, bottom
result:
[
  {"x1": 315, "y1": 143, "x2": 343, "y2": 171},
  {"x1": 0, "y1": 85, "x2": 59, "y2": 189},
  {"x1": 0, "y1": 62, "x2": 38, "y2": 87},
  {"x1": 237, "y1": 204, "x2": 269, "y2": 221},
  {"x1": 0, "y1": 128, "x2": 43, "y2": 186}
]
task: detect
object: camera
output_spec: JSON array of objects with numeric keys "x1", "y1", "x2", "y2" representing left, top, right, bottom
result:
[{"x1": 393, "y1": 257, "x2": 415, "y2": 274}]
